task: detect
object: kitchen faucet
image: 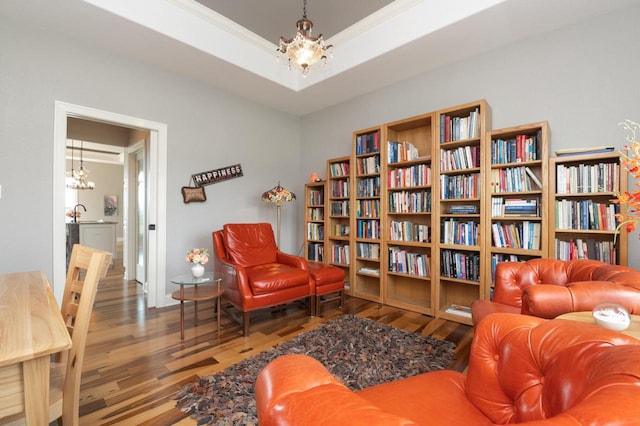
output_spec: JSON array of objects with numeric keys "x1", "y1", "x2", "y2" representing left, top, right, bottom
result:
[{"x1": 73, "y1": 204, "x2": 86, "y2": 223}]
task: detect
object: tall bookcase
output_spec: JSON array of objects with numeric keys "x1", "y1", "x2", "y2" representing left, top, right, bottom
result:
[
  {"x1": 549, "y1": 152, "x2": 628, "y2": 265},
  {"x1": 326, "y1": 156, "x2": 351, "y2": 291},
  {"x1": 351, "y1": 127, "x2": 384, "y2": 303},
  {"x1": 483, "y1": 122, "x2": 549, "y2": 299},
  {"x1": 304, "y1": 181, "x2": 326, "y2": 262},
  {"x1": 433, "y1": 100, "x2": 490, "y2": 324},
  {"x1": 383, "y1": 113, "x2": 435, "y2": 315}
]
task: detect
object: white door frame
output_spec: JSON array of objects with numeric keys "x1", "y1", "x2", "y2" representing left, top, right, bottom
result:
[{"x1": 53, "y1": 101, "x2": 167, "y2": 308}]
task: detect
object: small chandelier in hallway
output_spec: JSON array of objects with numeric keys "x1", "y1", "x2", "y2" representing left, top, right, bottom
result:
[
  {"x1": 277, "y1": 0, "x2": 333, "y2": 76},
  {"x1": 66, "y1": 140, "x2": 95, "y2": 190}
]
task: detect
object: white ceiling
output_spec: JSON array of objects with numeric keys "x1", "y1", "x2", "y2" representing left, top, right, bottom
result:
[{"x1": 2, "y1": 0, "x2": 639, "y2": 116}]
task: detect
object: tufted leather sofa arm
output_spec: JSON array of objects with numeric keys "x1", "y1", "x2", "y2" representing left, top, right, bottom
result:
[
  {"x1": 256, "y1": 314, "x2": 640, "y2": 425},
  {"x1": 471, "y1": 259, "x2": 640, "y2": 325}
]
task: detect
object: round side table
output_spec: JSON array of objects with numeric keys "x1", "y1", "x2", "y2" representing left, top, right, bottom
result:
[
  {"x1": 556, "y1": 311, "x2": 640, "y2": 339},
  {"x1": 170, "y1": 272, "x2": 224, "y2": 340}
]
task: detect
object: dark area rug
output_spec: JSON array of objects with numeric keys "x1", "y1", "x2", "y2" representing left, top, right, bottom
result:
[{"x1": 174, "y1": 314, "x2": 456, "y2": 425}]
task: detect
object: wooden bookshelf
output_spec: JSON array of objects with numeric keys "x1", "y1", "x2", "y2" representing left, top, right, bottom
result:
[
  {"x1": 326, "y1": 156, "x2": 351, "y2": 292},
  {"x1": 483, "y1": 121, "x2": 549, "y2": 299},
  {"x1": 548, "y1": 151, "x2": 628, "y2": 265},
  {"x1": 433, "y1": 99, "x2": 491, "y2": 325},
  {"x1": 351, "y1": 127, "x2": 383, "y2": 303},
  {"x1": 383, "y1": 113, "x2": 435, "y2": 315},
  {"x1": 304, "y1": 181, "x2": 326, "y2": 262}
]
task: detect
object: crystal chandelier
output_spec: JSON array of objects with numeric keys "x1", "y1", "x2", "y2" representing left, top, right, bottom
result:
[
  {"x1": 277, "y1": 0, "x2": 332, "y2": 76},
  {"x1": 66, "y1": 140, "x2": 95, "y2": 190}
]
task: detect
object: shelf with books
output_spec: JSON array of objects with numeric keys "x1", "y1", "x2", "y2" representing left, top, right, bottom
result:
[
  {"x1": 352, "y1": 127, "x2": 384, "y2": 303},
  {"x1": 304, "y1": 182, "x2": 326, "y2": 262},
  {"x1": 434, "y1": 99, "x2": 490, "y2": 325},
  {"x1": 326, "y1": 156, "x2": 352, "y2": 291},
  {"x1": 383, "y1": 113, "x2": 435, "y2": 314},
  {"x1": 549, "y1": 152, "x2": 627, "y2": 265},
  {"x1": 484, "y1": 122, "x2": 549, "y2": 298}
]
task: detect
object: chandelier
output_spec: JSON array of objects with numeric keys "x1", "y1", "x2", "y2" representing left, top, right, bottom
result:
[
  {"x1": 66, "y1": 140, "x2": 95, "y2": 190},
  {"x1": 277, "y1": 0, "x2": 332, "y2": 76}
]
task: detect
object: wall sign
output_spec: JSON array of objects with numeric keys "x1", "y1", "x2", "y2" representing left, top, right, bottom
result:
[{"x1": 192, "y1": 164, "x2": 243, "y2": 187}]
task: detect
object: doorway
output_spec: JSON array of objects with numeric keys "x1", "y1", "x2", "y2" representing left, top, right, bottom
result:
[{"x1": 53, "y1": 101, "x2": 168, "y2": 308}]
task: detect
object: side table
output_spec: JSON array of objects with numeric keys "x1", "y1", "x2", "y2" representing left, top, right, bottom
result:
[
  {"x1": 170, "y1": 272, "x2": 224, "y2": 340},
  {"x1": 556, "y1": 311, "x2": 640, "y2": 339}
]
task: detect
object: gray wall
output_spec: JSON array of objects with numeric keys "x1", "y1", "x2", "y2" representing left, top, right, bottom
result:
[
  {"x1": 0, "y1": 16, "x2": 302, "y2": 296},
  {"x1": 1, "y1": 3, "x2": 638, "y2": 304},
  {"x1": 299, "y1": 4, "x2": 640, "y2": 269}
]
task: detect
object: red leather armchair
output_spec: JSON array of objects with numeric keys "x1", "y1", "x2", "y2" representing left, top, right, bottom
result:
[
  {"x1": 472, "y1": 258, "x2": 640, "y2": 325},
  {"x1": 255, "y1": 313, "x2": 640, "y2": 425},
  {"x1": 212, "y1": 223, "x2": 314, "y2": 336}
]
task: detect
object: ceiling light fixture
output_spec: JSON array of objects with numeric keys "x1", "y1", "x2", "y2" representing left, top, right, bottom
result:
[
  {"x1": 66, "y1": 140, "x2": 95, "y2": 190},
  {"x1": 277, "y1": 0, "x2": 332, "y2": 76}
]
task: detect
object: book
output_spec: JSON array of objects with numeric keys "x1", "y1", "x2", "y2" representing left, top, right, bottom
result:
[
  {"x1": 445, "y1": 304, "x2": 472, "y2": 318},
  {"x1": 555, "y1": 146, "x2": 614, "y2": 156},
  {"x1": 524, "y1": 166, "x2": 543, "y2": 189}
]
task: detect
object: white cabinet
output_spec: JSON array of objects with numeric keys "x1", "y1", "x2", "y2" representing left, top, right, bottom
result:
[{"x1": 79, "y1": 222, "x2": 117, "y2": 263}]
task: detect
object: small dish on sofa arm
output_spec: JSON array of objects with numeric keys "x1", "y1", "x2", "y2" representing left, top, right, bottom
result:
[{"x1": 592, "y1": 302, "x2": 631, "y2": 331}]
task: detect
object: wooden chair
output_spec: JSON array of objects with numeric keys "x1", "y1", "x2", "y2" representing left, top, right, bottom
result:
[{"x1": 3, "y1": 244, "x2": 112, "y2": 425}]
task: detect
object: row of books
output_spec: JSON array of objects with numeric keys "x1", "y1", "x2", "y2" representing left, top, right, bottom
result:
[
  {"x1": 554, "y1": 238, "x2": 617, "y2": 265},
  {"x1": 307, "y1": 243, "x2": 324, "y2": 262},
  {"x1": 356, "y1": 199, "x2": 379, "y2": 218},
  {"x1": 331, "y1": 223, "x2": 350, "y2": 237},
  {"x1": 489, "y1": 166, "x2": 542, "y2": 193},
  {"x1": 356, "y1": 154, "x2": 380, "y2": 175},
  {"x1": 448, "y1": 204, "x2": 478, "y2": 214},
  {"x1": 440, "y1": 218, "x2": 479, "y2": 246},
  {"x1": 306, "y1": 223, "x2": 324, "y2": 240},
  {"x1": 556, "y1": 162, "x2": 620, "y2": 194},
  {"x1": 330, "y1": 179, "x2": 349, "y2": 198},
  {"x1": 440, "y1": 145, "x2": 480, "y2": 171},
  {"x1": 355, "y1": 131, "x2": 381, "y2": 155},
  {"x1": 356, "y1": 219, "x2": 381, "y2": 239},
  {"x1": 387, "y1": 140, "x2": 422, "y2": 164},
  {"x1": 330, "y1": 200, "x2": 350, "y2": 216},
  {"x1": 388, "y1": 164, "x2": 431, "y2": 188},
  {"x1": 329, "y1": 162, "x2": 350, "y2": 177},
  {"x1": 331, "y1": 244, "x2": 350, "y2": 265},
  {"x1": 356, "y1": 242, "x2": 380, "y2": 260},
  {"x1": 356, "y1": 177, "x2": 381, "y2": 197},
  {"x1": 555, "y1": 199, "x2": 619, "y2": 231},
  {"x1": 440, "y1": 250, "x2": 480, "y2": 281},
  {"x1": 308, "y1": 189, "x2": 323, "y2": 205},
  {"x1": 388, "y1": 190, "x2": 432, "y2": 213},
  {"x1": 389, "y1": 220, "x2": 430, "y2": 243},
  {"x1": 440, "y1": 173, "x2": 481, "y2": 199},
  {"x1": 307, "y1": 206, "x2": 324, "y2": 220},
  {"x1": 491, "y1": 221, "x2": 541, "y2": 250},
  {"x1": 491, "y1": 197, "x2": 539, "y2": 217},
  {"x1": 387, "y1": 247, "x2": 430, "y2": 277},
  {"x1": 440, "y1": 108, "x2": 481, "y2": 142},
  {"x1": 491, "y1": 132, "x2": 540, "y2": 165}
]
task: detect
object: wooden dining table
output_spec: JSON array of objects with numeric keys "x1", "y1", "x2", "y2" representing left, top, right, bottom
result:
[{"x1": 0, "y1": 271, "x2": 72, "y2": 424}]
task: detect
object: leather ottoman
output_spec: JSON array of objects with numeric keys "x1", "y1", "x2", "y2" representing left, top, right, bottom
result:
[{"x1": 307, "y1": 261, "x2": 345, "y2": 316}]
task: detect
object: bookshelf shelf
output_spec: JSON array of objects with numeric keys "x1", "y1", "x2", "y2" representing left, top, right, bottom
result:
[
  {"x1": 484, "y1": 121, "x2": 549, "y2": 299},
  {"x1": 326, "y1": 156, "x2": 352, "y2": 291},
  {"x1": 304, "y1": 181, "x2": 326, "y2": 262},
  {"x1": 434, "y1": 100, "x2": 490, "y2": 325},
  {"x1": 549, "y1": 152, "x2": 627, "y2": 265}
]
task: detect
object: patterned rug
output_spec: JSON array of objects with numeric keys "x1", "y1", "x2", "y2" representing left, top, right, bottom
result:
[{"x1": 174, "y1": 314, "x2": 456, "y2": 425}]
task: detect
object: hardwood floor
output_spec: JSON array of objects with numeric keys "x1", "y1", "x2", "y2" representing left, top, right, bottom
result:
[{"x1": 79, "y1": 253, "x2": 474, "y2": 425}]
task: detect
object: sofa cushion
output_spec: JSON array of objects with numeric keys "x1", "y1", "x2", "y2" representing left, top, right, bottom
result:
[
  {"x1": 247, "y1": 263, "x2": 310, "y2": 295},
  {"x1": 223, "y1": 223, "x2": 277, "y2": 267}
]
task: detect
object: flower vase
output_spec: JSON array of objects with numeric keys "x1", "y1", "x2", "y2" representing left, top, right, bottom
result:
[{"x1": 191, "y1": 263, "x2": 205, "y2": 278}]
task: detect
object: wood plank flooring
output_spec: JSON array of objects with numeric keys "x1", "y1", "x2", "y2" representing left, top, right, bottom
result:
[{"x1": 79, "y1": 253, "x2": 474, "y2": 425}]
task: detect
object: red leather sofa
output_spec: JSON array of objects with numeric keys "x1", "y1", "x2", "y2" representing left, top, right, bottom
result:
[
  {"x1": 472, "y1": 258, "x2": 640, "y2": 325},
  {"x1": 212, "y1": 223, "x2": 314, "y2": 336},
  {"x1": 255, "y1": 313, "x2": 640, "y2": 425}
]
